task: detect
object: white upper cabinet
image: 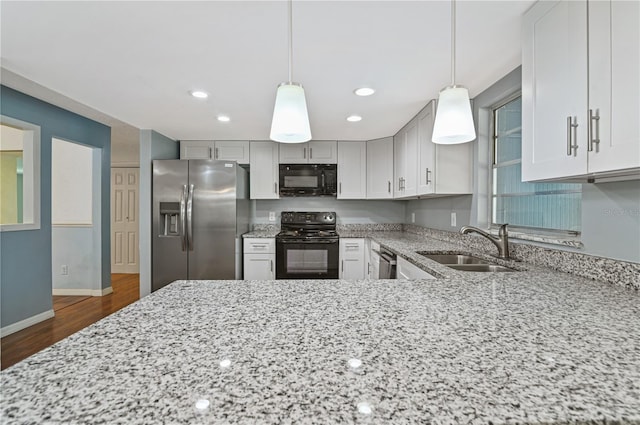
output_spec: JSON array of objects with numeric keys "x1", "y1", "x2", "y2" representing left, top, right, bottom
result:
[
  {"x1": 279, "y1": 141, "x2": 337, "y2": 164},
  {"x1": 394, "y1": 120, "x2": 418, "y2": 198},
  {"x1": 417, "y1": 100, "x2": 472, "y2": 196},
  {"x1": 367, "y1": 137, "x2": 394, "y2": 199},
  {"x1": 587, "y1": 0, "x2": 640, "y2": 174},
  {"x1": 249, "y1": 141, "x2": 279, "y2": 199},
  {"x1": 522, "y1": 0, "x2": 639, "y2": 182},
  {"x1": 337, "y1": 141, "x2": 366, "y2": 199},
  {"x1": 180, "y1": 140, "x2": 249, "y2": 164}
]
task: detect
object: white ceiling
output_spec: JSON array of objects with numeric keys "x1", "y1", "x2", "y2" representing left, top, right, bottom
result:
[{"x1": 1, "y1": 1, "x2": 534, "y2": 142}]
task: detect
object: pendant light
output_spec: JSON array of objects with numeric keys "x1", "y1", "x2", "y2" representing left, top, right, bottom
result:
[
  {"x1": 270, "y1": 0, "x2": 311, "y2": 143},
  {"x1": 432, "y1": 0, "x2": 476, "y2": 144}
]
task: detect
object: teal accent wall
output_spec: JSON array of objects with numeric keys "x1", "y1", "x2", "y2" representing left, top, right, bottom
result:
[{"x1": 0, "y1": 86, "x2": 111, "y2": 328}]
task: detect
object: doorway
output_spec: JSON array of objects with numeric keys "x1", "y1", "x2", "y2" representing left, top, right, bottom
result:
[{"x1": 51, "y1": 138, "x2": 103, "y2": 295}]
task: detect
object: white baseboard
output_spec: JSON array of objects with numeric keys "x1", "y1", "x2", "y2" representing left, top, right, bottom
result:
[
  {"x1": 1, "y1": 309, "x2": 55, "y2": 338},
  {"x1": 52, "y1": 286, "x2": 113, "y2": 296}
]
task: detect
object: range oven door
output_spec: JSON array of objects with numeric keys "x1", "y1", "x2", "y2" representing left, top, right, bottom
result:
[{"x1": 276, "y1": 239, "x2": 339, "y2": 279}]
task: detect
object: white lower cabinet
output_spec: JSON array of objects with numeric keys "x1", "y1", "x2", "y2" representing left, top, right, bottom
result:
[
  {"x1": 339, "y1": 238, "x2": 365, "y2": 279},
  {"x1": 397, "y1": 257, "x2": 436, "y2": 280},
  {"x1": 243, "y1": 238, "x2": 275, "y2": 280},
  {"x1": 368, "y1": 239, "x2": 381, "y2": 280}
]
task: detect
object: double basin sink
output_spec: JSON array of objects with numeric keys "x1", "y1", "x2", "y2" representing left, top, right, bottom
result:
[{"x1": 417, "y1": 253, "x2": 517, "y2": 273}]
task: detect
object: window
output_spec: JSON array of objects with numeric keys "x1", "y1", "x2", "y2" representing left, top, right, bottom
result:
[
  {"x1": 0, "y1": 116, "x2": 41, "y2": 232},
  {"x1": 491, "y1": 95, "x2": 581, "y2": 234}
]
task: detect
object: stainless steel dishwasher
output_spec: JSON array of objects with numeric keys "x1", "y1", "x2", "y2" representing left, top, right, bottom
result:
[{"x1": 378, "y1": 248, "x2": 397, "y2": 279}]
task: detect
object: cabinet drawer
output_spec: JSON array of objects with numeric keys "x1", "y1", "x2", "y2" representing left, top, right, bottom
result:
[
  {"x1": 243, "y1": 238, "x2": 275, "y2": 254},
  {"x1": 340, "y1": 239, "x2": 364, "y2": 259}
]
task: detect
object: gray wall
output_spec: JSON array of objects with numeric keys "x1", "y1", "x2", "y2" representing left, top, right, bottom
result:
[
  {"x1": 0, "y1": 86, "x2": 111, "y2": 329},
  {"x1": 406, "y1": 66, "x2": 640, "y2": 263},
  {"x1": 581, "y1": 180, "x2": 640, "y2": 262},
  {"x1": 405, "y1": 195, "x2": 472, "y2": 231},
  {"x1": 139, "y1": 130, "x2": 179, "y2": 297},
  {"x1": 253, "y1": 199, "x2": 406, "y2": 225}
]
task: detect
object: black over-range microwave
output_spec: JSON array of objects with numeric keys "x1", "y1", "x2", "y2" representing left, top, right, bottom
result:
[{"x1": 279, "y1": 164, "x2": 337, "y2": 197}]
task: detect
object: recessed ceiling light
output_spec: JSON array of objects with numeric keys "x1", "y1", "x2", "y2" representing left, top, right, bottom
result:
[
  {"x1": 354, "y1": 87, "x2": 375, "y2": 96},
  {"x1": 190, "y1": 90, "x2": 208, "y2": 99},
  {"x1": 347, "y1": 115, "x2": 362, "y2": 122},
  {"x1": 217, "y1": 115, "x2": 230, "y2": 122}
]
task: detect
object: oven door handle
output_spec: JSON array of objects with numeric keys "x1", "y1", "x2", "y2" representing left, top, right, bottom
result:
[{"x1": 277, "y1": 240, "x2": 338, "y2": 244}]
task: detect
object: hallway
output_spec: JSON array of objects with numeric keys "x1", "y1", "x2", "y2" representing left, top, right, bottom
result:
[{"x1": 1, "y1": 274, "x2": 139, "y2": 370}]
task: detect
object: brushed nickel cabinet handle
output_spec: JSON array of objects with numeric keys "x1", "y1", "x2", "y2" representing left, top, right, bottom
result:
[
  {"x1": 567, "y1": 116, "x2": 578, "y2": 157},
  {"x1": 309, "y1": 147, "x2": 313, "y2": 159},
  {"x1": 588, "y1": 109, "x2": 600, "y2": 152},
  {"x1": 215, "y1": 147, "x2": 219, "y2": 159},
  {"x1": 388, "y1": 181, "x2": 391, "y2": 193},
  {"x1": 426, "y1": 168, "x2": 432, "y2": 184},
  {"x1": 303, "y1": 148, "x2": 306, "y2": 159}
]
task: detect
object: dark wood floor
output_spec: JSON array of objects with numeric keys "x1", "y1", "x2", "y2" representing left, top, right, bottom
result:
[{"x1": 1, "y1": 274, "x2": 140, "y2": 370}]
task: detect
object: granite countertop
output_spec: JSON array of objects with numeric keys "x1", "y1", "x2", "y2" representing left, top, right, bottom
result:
[
  {"x1": 3, "y1": 274, "x2": 640, "y2": 423},
  {"x1": 243, "y1": 229, "x2": 279, "y2": 238}
]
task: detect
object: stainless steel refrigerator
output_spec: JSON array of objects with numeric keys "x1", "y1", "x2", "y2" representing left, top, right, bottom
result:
[{"x1": 152, "y1": 160, "x2": 249, "y2": 292}]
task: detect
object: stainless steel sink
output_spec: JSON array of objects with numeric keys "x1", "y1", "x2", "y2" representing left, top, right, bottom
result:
[
  {"x1": 446, "y1": 264, "x2": 516, "y2": 272},
  {"x1": 416, "y1": 252, "x2": 517, "y2": 272},
  {"x1": 418, "y1": 253, "x2": 490, "y2": 265}
]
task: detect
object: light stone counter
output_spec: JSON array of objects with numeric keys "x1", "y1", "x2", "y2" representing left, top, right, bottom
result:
[{"x1": 2, "y1": 275, "x2": 640, "y2": 423}]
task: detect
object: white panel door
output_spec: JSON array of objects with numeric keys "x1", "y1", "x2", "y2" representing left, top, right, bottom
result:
[
  {"x1": 111, "y1": 168, "x2": 139, "y2": 273},
  {"x1": 588, "y1": 0, "x2": 640, "y2": 174},
  {"x1": 337, "y1": 142, "x2": 366, "y2": 199},
  {"x1": 366, "y1": 137, "x2": 394, "y2": 199},
  {"x1": 522, "y1": 0, "x2": 588, "y2": 181}
]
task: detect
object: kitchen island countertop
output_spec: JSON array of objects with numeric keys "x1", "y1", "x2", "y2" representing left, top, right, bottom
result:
[{"x1": 2, "y1": 233, "x2": 640, "y2": 424}]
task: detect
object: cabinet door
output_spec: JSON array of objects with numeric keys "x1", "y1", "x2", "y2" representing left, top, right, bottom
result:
[
  {"x1": 337, "y1": 142, "x2": 366, "y2": 199},
  {"x1": 308, "y1": 141, "x2": 337, "y2": 164},
  {"x1": 417, "y1": 103, "x2": 436, "y2": 195},
  {"x1": 366, "y1": 137, "x2": 393, "y2": 199},
  {"x1": 249, "y1": 142, "x2": 279, "y2": 199},
  {"x1": 244, "y1": 253, "x2": 274, "y2": 280},
  {"x1": 393, "y1": 131, "x2": 405, "y2": 197},
  {"x1": 588, "y1": 0, "x2": 640, "y2": 174},
  {"x1": 214, "y1": 141, "x2": 250, "y2": 164},
  {"x1": 403, "y1": 120, "x2": 418, "y2": 196},
  {"x1": 522, "y1": 0, "x2": 588, "y2": 181},
  {"x1": 180, "y1": 140, "x2": 214, "y2": 159},
  {"x1": 279, "y1": 144, "x2": 308, "y2": 163},
  {"x1": 339, "y1": 239, "x2": 365, "y2": 279}
]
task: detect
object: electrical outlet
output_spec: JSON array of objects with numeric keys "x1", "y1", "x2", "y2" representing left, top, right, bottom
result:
[
  {"x1": 268, "y1": 211, "x2": 276, "y2": 222},
  {"x1": 61, "y1": 265, "x2": 68, "y2": 275},
  {"x1": 450, "y1": 212, "x2": 457, "y2": 227},
  {"x1": 411, "y1": 212, "x2": 415, "y2": 223}
]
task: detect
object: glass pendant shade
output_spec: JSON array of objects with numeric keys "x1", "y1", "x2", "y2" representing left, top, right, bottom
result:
[
  {"x1": 270, "y1": 83, "x2": 311, "y2": 143},
  {"x1": 432, "y1": 86, "x2": 476, "y2": 144}
]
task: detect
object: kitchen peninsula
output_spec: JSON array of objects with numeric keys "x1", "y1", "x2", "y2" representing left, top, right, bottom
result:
[{"x1": 2, "y1": 232, "x2": 639, "y2": 424}]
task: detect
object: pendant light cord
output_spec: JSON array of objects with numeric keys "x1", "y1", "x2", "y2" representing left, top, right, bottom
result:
[
  {"x1": 451, "y1": 0, "x2": 456, "y2": 86},
  {"x1": 288, "y1": 0, "x2": 293, "y2": 84}
]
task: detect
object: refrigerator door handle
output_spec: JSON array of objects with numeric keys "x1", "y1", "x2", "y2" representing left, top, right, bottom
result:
[
  {"x1": 187, "y1": 184, "x2": 195, "y2": 251},
  {"x1": 180, "y1": 185, "x2": 187, "y2": 251}
]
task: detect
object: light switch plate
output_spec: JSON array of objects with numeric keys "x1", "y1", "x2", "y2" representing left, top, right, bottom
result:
[
  {"x1": 451, "y1": 212, "x2": 457, "y2": 227},
  {"x1": 268, "y1": 211, "x2": 276, "y2": 222}
]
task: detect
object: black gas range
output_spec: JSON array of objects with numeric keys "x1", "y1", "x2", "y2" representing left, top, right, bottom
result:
[{"x1": 275, "y1": 212, "x2": 339, "y2": 279}]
